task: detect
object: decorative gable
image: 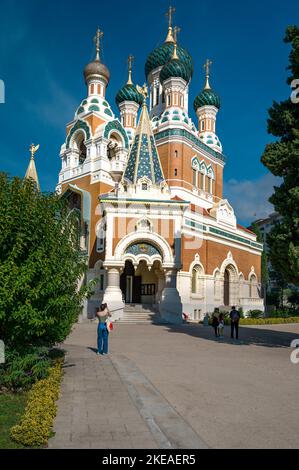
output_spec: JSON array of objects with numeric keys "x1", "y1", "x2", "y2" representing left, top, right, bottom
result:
[{"x1": 210, "y1": 199, "x2": 236, "y2": 228}]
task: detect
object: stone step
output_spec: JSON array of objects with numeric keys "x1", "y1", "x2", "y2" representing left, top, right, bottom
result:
[
  {"x1": 123, "y1": 304, "x2": 159, "y2": 313},
  {"x1": 115, "y1": 310, "x2": 163, "y2": 324}
]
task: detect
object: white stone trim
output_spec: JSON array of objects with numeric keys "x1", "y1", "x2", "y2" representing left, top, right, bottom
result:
[{"x1": 113, "y1": 231, "x2": 175, "y2": 266}]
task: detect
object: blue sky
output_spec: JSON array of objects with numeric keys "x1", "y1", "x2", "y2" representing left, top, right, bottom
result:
[{"x1": 0, "y1": 0, "x2": 297, "y2": 225}]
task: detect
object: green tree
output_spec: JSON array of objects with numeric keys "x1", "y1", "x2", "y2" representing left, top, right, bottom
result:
[
  {"x1": 250, "y1": 222, "x2": 269, "y2": 291},
  {"x1": 261, "y1": 26, "x2": 299, "y2": 285},
  {"x1": 0, "y1": 174, "x2": 91, "y2": 350}
]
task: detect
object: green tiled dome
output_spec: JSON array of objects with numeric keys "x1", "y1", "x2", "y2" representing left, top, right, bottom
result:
[
  {"x1": 193, "y1": 88, "x2": 221, "y2": 111},
  {"x1": 145, "y1": 42, "x2": 193, "y2": 80},
  {"x1": 115, "y1": 84, "x2": 143, "y2": 108},
  {"x1": 160, "y1": 57, "x2": 190, "y2": 83}
]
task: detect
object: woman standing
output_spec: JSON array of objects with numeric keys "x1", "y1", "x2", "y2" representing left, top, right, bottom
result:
[{"x1": 96, "y1": 303, "x2": 111, "y2": 355}]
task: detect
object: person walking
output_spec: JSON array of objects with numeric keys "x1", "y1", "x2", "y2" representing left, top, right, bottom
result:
[
  {"x1": 96, "y1": 303, "x2": 112, "y2": 355},
  {"x1": 218, "y1": 313, "x2": 225, "y2": 338},
  {"x1": 230, "y1": 306, "x2": 240, "y2": 340},
  {"x1": 211, "y1": 313, "x2": 219, "y2": 338}
]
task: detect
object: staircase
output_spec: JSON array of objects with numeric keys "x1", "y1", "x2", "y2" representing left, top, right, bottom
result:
[{"x1": 115, "y1": 304, "x2": 164, "y2": 324}]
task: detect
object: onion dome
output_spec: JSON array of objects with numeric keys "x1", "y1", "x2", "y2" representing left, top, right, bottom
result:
[
  {"x1": 115, "y1": 55, "x2": 143, "y2": 108},
  {"x1": 84, "y1": 61, "x2": 110, "y2": 84},
  {"x1": 115, "y1": 84, "x2": 143, "y2": 107},
  {"x1": 145, "y1": 7, "x2": 193, "y2": 81},
  {"x1": 193, "y1": 60, "x2": 220, "y2": 111},
  {"x1": 145, "y1": 41, "x2": 193, "y2": 81},
  {"x1": 160, "y1": 43, "x2": 190, "y2": 83},
  {"x1": 83, "y1": 28, "x2": 110, "y2": 85},
  {"x1": 193, "y1": 88, "x2": 220, "y2": 111}
]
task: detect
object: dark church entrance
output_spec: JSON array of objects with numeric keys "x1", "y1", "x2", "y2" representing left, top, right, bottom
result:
[{"x1": 120, "y1": 261, "x2": 141, "y2": 303}]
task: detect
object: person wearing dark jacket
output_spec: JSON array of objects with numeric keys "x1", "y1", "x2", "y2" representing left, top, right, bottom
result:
[
  {"x1": 212, "y1": 314, "x2": 219, "y2": 338},
  {"x1": 230, "y1": 306, "x2": 240, "y2": 339}
]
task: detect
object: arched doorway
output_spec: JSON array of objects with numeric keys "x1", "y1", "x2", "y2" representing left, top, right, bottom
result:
[
  {"x1": 224, "y1": 269, "x2": 230, "y2": 306},
  {"x1": 120, "y1": 261, "x2": 141, "y2": 304},
  {"x1": 120, "y1": 259, "x2": 161, "y2": 305}
]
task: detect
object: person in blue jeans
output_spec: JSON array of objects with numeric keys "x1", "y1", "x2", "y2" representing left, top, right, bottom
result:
[{"x1": 96, "y1": 303, "x2": 111, "y2": 355}]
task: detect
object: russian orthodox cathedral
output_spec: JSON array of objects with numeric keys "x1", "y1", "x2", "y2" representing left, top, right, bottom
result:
[{"x1": 55, "y1": 8, "x2": 263, "y2": 322}]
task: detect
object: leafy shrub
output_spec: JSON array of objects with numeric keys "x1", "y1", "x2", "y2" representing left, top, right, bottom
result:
[
  {"x1": 238, "y1": 307, "x2": 244, "y2": 319},
  {"x1": 0, "y1": 174, "x2": 93, "y2": 351},
  {"x1": 10, "y1": 360, "x2": 63, "y2": 447},
  {"x1": 0, "y1": 347, "x2": 64, "y2": 391},
  {"x1": 207, "y1": 316, "x2": 299, "y2": 326},
  {"x1": 268, "y1": 309, "x2": 299, "y2": 318},
  {"x1": 247, "y1": 309, "x2": 264, "y2": 319}
]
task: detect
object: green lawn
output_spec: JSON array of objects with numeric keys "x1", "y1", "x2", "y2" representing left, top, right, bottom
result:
[{"x1": 0, "y1": 392, "x2": 28, "y2": 449}]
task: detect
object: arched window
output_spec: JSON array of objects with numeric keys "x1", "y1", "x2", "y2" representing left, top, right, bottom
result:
[
  {"x1": 214, "y1": 270, "x2": 221, "y2": 300},
  {"x1": 200, "y1": 172, "x2": 205, "y2": 190},
  {"x1": 107, "y1": 132, "x2": 122, "y2": 159},
  {"x1": 155, "y1": 87, "x2": 159, "y2": 106},
  {"x1": 174, "y1": 168, "x2": 178, "y2": 176},
  {"x1": 239, "y1": 274, "x2": 244, "y2": 300},
  {"x1": 96, "y1": 223, "x2": 106, "y2": 253},
  {"x1": 73, "y1": 132, "x2": 87, "y2": 165},
  {"x1": 224, "y1": 269, "x2": 230, "y2": 306},
  {"x1": 249, "y1": 274, "x2": 258, "y2": 298},
  {"x1": 192, "y1": 265, "x2": 204, "y2": 296},
  {"x1": 95, "y1": 261, "x2": 106, "y2": 294},
  {"x1": 208, "y1": 176, "x2": 213, "y2": 194},
  {"x1": 167, "y1": 95, "x2": 171, "y2": 106},
  {"x1": 201, "y1": 121, "x2": 205, "y2": 131},
  {"x1": 192, "y1": 168, "x2": 197, "y2": 187},
  {"x1": 174, "y1": 150, "x2": 178, "y2": 158},
  {"x1": 223, "y1": 264, "x2": 238, "y2": 306}
]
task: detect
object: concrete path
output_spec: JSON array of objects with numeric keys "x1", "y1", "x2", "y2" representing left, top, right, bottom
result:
[
  {"x1": 49, "y1": 333, "x2": 206, "y2": 449},
  {"x1": 49, "y1": 321, "x2": 299, "y2": 449}
]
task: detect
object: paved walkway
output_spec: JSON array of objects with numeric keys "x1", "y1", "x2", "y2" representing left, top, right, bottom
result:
[
  {"x1": 49, "y1": 329, "x2": 207, "y2": 449},
  {"x1": 49, "y1": 320, "x2": 299, "y2": 449}
]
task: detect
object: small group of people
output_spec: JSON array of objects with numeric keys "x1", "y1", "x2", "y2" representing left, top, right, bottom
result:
[
  {"x1": 95, "y1": 303, "x2": 112, "y2": 355},
  {"x1": 211, "y1": 306, "x2": 241, "y2": 340}
]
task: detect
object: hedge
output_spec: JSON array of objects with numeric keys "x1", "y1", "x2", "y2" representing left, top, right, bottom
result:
[
  {"x1": 208, "y1": 317, "x2": 299, "y2": 326},
  {"x1": 240, "y1": 317, "x2": 299, "y2": 325},
  {"x1": 10, "y1": 359, "x2": 63, "y2": 447}
]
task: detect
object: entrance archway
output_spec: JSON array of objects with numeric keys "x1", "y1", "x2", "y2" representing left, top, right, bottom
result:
[
  {"x1": 120, "y1": 261, "x2": 141, "y2": 304},
  {"x1": 120, "y1": 260, "x2": 161, "y2": 305}
]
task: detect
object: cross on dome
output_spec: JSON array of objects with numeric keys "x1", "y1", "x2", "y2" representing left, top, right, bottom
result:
[
  {"x1": 203, "y1": 59, "x2": 212, "y2": 89},
  {"x1": 93, "y1": 28, "x2": 103, "y2": 61},
  {"x1": 127, "y1": 54, "x2": 134, "y2": 85},
  {"x1": 165, "y1": 5, "x2": 175, "y2": 43},
  {"x1": 173, "y1": 26, "x2": 181, "y2": 44}
]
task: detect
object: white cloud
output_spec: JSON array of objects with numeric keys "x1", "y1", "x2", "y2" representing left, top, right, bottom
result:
[
  {"x1": 23, "y1": 74, "x2": 78, "y2": 130},
  {"x1": 224, "y1": 172, "x2": 281, "y2": 225}
]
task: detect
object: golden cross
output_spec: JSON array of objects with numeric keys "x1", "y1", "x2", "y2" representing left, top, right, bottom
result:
[
  {"x1": 173, "y1": 26, "x2": 181, "y2": 43},
  {"x1": 94, "y1": 28, "x2": 103, "y2": 61},
  {"x1": 127, "y1": 55, "x2": 134, "y2": 84},
  {"x1": 203, "y1": 59, "x2": 212, "y2": 77},
  {"x1": 165, "y1": 5, "x2": 175, "y2": 28},
  {"x1": 128, "y1": 54, "x2": 134, "y2": 72}
]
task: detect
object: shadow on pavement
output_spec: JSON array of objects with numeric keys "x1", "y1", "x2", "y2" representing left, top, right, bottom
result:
[{"x1": 153, "y1": 322, "x2": 299, "y2": 349}]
